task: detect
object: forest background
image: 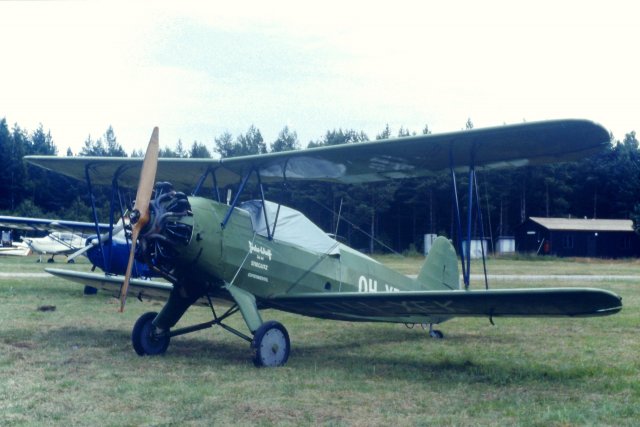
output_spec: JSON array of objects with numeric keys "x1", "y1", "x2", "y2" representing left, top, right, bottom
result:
[{"x1": 1, "y1": 117, "x2": 639, "y2": 254}]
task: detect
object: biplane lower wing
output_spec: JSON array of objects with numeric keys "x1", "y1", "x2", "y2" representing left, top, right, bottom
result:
[
  {"x1": 46, "y1": 268, "x2": 174, "y2": 302},
  {"x1": 47, "y1": 269, "x2": 622, "y2": 323},
  {"x1": 266, "y1": 288, "x2": 622, "y2": 322}
]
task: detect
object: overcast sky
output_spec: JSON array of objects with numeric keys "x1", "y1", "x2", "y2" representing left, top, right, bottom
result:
[{"x1": 1, "y1": 1, "x2": 637, "y2": 156}]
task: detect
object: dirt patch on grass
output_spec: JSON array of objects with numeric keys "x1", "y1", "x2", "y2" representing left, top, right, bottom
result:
[{"x1": 5, "y1": 340, "x2": 36, "y2": 350}]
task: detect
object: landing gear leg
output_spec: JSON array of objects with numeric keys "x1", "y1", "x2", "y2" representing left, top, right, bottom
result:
[
  {"x1": 132, "y1": 311, "x2": 170, "y2": 356},
  {"x1": 226, "y1": 283, "x2": 291, "y2": 367},
  {"x1": 251, "y1": 321, "x2": 290, "y2": 367}
]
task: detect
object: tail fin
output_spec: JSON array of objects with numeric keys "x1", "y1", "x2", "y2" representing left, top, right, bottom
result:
[{"x1": 416, "y1": 236, "x2": 460, "y2": 291}]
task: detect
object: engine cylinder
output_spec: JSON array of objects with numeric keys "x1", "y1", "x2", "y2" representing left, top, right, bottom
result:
[{"x1": 139, "y1": 182, "x2": 193, "y2": 276}]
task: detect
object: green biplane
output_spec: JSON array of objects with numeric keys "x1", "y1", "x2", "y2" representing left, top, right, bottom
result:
[{"x1": 26, "y1": 120, "x2": 622, "y2": 367}]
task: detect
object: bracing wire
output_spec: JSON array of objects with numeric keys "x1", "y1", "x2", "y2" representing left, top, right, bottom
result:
[{"x1": 309, "y1": 198, "x2": 402, "y2": 256}]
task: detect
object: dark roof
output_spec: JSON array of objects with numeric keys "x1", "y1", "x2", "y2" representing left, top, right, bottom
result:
[{"x1": 529, "y1": 217, "x2": 633, "y2": 232}]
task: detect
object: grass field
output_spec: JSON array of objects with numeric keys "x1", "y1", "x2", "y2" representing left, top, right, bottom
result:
[{"x1": 0, "y1": 255, "x2": 638, "y2": 426}]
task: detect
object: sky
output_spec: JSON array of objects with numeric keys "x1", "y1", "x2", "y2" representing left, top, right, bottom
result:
[{"x1": 1, "y1": 0, "x2": 638, "y2": 156}]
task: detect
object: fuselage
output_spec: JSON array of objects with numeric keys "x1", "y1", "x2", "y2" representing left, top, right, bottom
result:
[
  {"x1": 84, "y1": 233, "x2": 152, "y2": 277},
  {"x1": 165, "y1": 196, "x2": 425, "y2": 320},
  {"x1": 24, "y1": 232, "x2": 84, "y2": 255}
]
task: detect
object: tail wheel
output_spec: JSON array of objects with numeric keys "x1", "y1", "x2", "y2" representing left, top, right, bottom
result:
[
  {"x1": 423, "y1": 323, "x2": 445, "y2": 339},
  {"x1": 132, "y1": 311, "x2": 170, "y2": 356},
  {"x1": 429, "y1": 329, "x2": 444, "y2": 339},
  {"x1": 251, "y1": 321, "x2": 290, "y2": 367}
]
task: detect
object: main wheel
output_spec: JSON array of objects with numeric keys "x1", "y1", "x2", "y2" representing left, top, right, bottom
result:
[
  {"x1": 132, "y1": 311, "x2": 170, "y2": 356},
  {"x1": 251, "y1": 320, "x2": 290, "y2": 367}
]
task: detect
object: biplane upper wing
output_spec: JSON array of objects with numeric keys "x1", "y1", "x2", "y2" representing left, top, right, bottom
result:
[
  {"x1": 25, "y1": 119, "x2": 609, "y2": 188},
  {"x1": 226, "y1": 119, "x2": 610, "y2": 185},
  {"x1": 0, "y1": 215, "x2": 110, "y2": 234},
  {"x1": 266, "y1": 287, "x2": 622, "y2": 321}
]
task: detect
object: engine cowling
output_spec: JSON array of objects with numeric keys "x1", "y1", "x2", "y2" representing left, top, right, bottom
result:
[{"x1": 138, "y1": 182, "x2": 193, "y2": 278}]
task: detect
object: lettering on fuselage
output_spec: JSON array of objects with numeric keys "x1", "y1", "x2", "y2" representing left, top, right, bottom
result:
[
  {"x1": 358, "y1": 275, "x2": 400, "y2": 293},
  {"x1": 248, "y1": 272, "x2": 269, "y2": 283},
  {"x1": 250, "y1": 260, "x2": 269, "y2": 271},
  {"x1": 248, "y1": 241, "x2": 272, "y2": 261},
  {"x1": 248, "y1": 241, "x2": 271, "y2": 272}
]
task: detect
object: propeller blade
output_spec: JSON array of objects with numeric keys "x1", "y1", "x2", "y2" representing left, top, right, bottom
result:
[{"x1": 119, "y1": 127, "x2": 159, "y2": 312}]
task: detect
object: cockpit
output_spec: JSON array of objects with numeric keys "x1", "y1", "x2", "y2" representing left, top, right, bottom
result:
[{"x1": 239, "y1": 200, "x2": 340, "y2": 255}]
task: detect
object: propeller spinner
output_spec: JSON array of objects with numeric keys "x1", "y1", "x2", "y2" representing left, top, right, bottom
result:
[{"x1": 119, "y1": 127, "x2": 159, "y2": 312}]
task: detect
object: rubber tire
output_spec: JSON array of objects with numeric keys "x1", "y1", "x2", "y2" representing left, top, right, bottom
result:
[
  {"x1": 83, "y1": 286, "x2": 98, "y2": 295},
  {"x1": 429, "y1": 329, "x2": 444, "y2": 339},
  {"x1": 132, "y1": 311, "x2": 170, "y2": 356},
  {"x1": 251, "y1": 320, "x2": 290, "y2": 367}
]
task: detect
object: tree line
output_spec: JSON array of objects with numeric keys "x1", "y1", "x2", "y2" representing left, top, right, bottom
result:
[{"x1": 1, "y1": 116, "x2": 639, "y2": 253}]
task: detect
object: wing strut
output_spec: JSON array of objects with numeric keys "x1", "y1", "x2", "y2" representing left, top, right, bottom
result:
[
  {"x1": 449, "y1": 144, "x2": 490, "y2": 290},
  {"x1": 109, "y1": 165, "x2": 133, "y2": 275},
  {"x1": 473, "y1": 169, "x2": 489, "y2": 290},
  {"x1": 465, "y1": 159, "x2": 474, "y2": 287},
  {"x1": 220, "y1": 165, "x2": 288, "y2": 241},
  {"x1": 192, "y1": 165, "x2": 222, "y2": 202},
  {"x1": 85, "y1": 163, "x2": 109, "y2": 273},
  {"x1": 449, "y1": 147, "x2": 467, "y2": 288},
  {"x1": 221, "y1": 168, "x2": 253, "y2": 229}
]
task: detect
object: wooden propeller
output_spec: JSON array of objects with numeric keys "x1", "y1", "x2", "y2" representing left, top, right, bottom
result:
[{"x1": 119, "y1": 127, "x2": 159, "y2": 312}]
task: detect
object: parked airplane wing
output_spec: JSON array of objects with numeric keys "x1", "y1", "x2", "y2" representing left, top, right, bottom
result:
[
  {"x1": 266, "y1": 287, "x2": 622, "y2": 322},
  {"x1": 46, "y1": 268, "x2": 174, "y2": 302},
  {"x1": 223, "y1": 119, "x2": 610, "y2": 184},
  {"x1": 25, "y1": 119, "x2": 609, "y2": 188},
  {"x1": 46, "y1": 268, "x2": 235, "y2": 308},
  {"x1": 24, "y1": 155, "x2": 216, "y2": 190},
  {"x1": 0, "y1": 215, "x2": 110, "y2": 233},
  {"x1": 45, "y1": 268, "x2": 623, "y2": 320}
]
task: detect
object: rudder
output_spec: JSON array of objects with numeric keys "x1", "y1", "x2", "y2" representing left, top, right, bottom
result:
[{"x1": 417, "y1": 236, "x2": 460, "y2": 291}]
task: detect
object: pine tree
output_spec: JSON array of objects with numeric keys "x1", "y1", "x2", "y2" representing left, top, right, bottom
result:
[
  {"x1": 271, "y1": 126, "x2": 300, "y2": 152},
  {"x1": 213, "y1": 131, "x2": 236, "y2": 158},
  {"x1": 237, "y1": 125, "x2": 267, "y2": 155},
  {"x1": 104, "y1": 126, "x2": 126, "y2": 157},
  {"x1": 189, "y1": 141, "x2": 211, "y2": 158}
]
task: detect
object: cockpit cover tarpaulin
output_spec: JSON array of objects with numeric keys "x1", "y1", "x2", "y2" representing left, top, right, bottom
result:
[{"x1": 239, "y1": 200, "x2": 340, "y2": 255}]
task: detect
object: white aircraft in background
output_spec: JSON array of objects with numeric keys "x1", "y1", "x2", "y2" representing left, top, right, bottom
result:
[
  {"x1": 0, "y1": 216, "x2": 110, "y2": 263},
  {"x1": 22, "y1": 232, "x2": 85, "y2": 262},
  {"x1": 0, "y1": 231, "x2": 31, "y2": 256}
]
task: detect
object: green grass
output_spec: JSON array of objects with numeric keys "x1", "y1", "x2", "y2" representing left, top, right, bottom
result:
[
  {"x1": 0, "y1": 253, "x2": 95, "y2": 273},
  {"x1": 1, "y1": 255, "x2": 638, "y2": 426},
  {"x1": 376, "y1": 252, "x2": 640, "y2": 276}
]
